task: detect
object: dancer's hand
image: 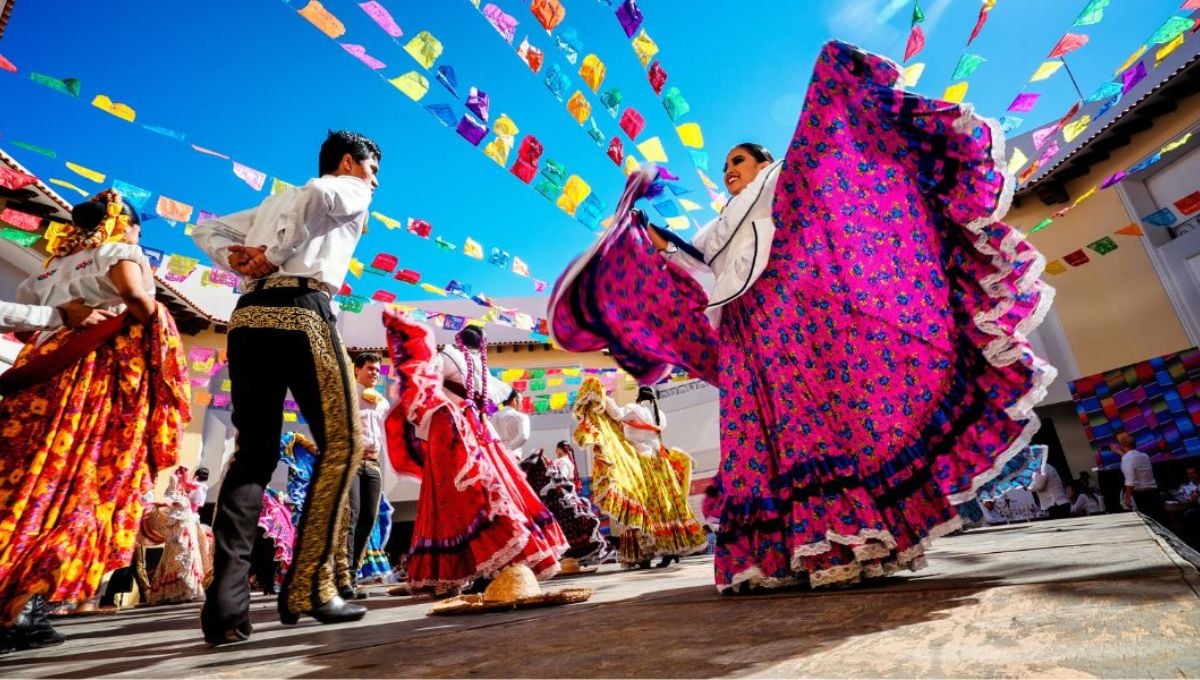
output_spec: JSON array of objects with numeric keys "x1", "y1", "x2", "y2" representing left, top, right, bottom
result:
[
  {"x1": 228, "y1": 245, "x2": 279, "y2": 278},
  {"x1": 58, "y1": 298, "x2": 116, "y2": 329}
]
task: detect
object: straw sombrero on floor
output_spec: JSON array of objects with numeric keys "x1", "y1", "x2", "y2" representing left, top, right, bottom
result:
[
  {"x1": 428, "y1": 565, "x2": 593, "y2": 616},
  {"x1": 555, "y1": 558, "x2": 599, "y2": 577}
]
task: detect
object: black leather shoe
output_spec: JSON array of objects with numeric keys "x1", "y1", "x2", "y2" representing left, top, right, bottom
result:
[
  {"x1": 337, "y1": 587, "x2": 358, "y2": 601},
  {"x1": 203, "y1": 620, "x2": 251, "y2": 647},
  {"x1": 19, "y1": 596, "x2": 64, "y2": 649},
  {"x1": 657, "y1": 555, "x2": 678, "y2": 568},
  {"x1": 279, "y1": 596, "x2": 367, "y2": 626}
]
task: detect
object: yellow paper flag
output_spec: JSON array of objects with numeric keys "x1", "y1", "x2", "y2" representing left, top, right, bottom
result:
[
  {"x1": 464, "y1": 237, "x2": 484, "y2": 259},
  {"x1": 632, "y1": 29, "x2": 659, "y2": 68},
  {"x1": 66, "y1": 162, "x2": 105, "y2": 184},
  {"x1": 420, "y1": 283, "x2": 448, "y2": 296},
  {"x1": 1029, "y1": 61, "x2": 1064, "y2": 82},
  {"x1": 622, "y1": 155, "x2": 641, "y2": 176},
  {"x1": 298, "y1": 0, "x2": 345, "y2": 38},
  {"x1": 404, "y1": 31, "x2": 443, "y2": 69},
  {"x1": 1043, "y1": 260, "x2": 1067, "y2": 275},
  {"x1": 679, "y1": 198, "x2": 702, "y2": 212},
  {"x1": 390, "y1": 71, "x2": 430, "y2": 100},
  {"x1": 493, "y1": 114, "x2": 519, "y2": 139},
  {"x1": 270, "y1": 178, "x2": 294, "y2": 195},
  {"x1": 283, "y1": 411, "x2": 298, "y2": 422},
  {"x1": 665, "y1": 216, "x2": 689, "y2": 230},
  {"x1": 698, "y1": 171, "x2": 718, "y2": 191},
  {"x1": 549, "y1": 393, "x2": 568, "y2": 410},
  {"x1": 566, "y1": 91, "x2": 591, "y2": 124},
  {"x1": 1062, "y1": 115, "x2": 1091, "y2": 143},
  {"x1": 1071, "y1": 185, "x2": 1097, "y2": 207},
  {"x1": 676, "y1": 123, "x2": 704, "y2": 149},
  {"x1": 563, "y1": 175, "x2": 591, "y2": 204},
  {"x1": 899, "y1": 62, "x2": 925, "y2": 88},
  {"x1": 48, "y1": 178, "x2": 87, "y2": 196},
  {"x1": 91, "y1": 94, "x2": 135, "y2": 122},
  {"x1": 636, "y1": 137, "x2": 668, "y2": 163},
  {"x1": 580, "y1": 54, "x2": 606, "y2": 92},
  {"x1": 372, "y1": 211, "x2": 401, "y2": 229},
  {"x1": 1007, "y1": 148, "x2": 1029, "y2": 176},
  {"x1": 1114, "y1": 46, "x2": 1147, "y2": 75},
  {"x1": 556, "y1": 194, "x2": 579, "y2": 216},
  {"x1": 942, "y1": 81, "x2": 968, "y2": 104},
  {"x1": 484, "y1": 136, "x2": 511, "y2": 166},
  {"x1": 1162, "y1": 132, "x2": 1192, "y2": 154},
  {"x1": 348, "y1": 258, "x2": 364, "y2": 278},
  {"x1": 1156, "y1": 33, "x2": 1185, "y2": 65}
]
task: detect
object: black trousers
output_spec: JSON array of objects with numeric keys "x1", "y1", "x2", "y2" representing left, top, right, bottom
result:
[
  {"x1": 201, "y1": 287, "x2": 362, "y2": 634},
  {"x1": 343, "y1": 460, "x2": 383, "y2": 586},
  {"x1": 1133, "y1": 489, "x2": 1168, "y2": 526}
]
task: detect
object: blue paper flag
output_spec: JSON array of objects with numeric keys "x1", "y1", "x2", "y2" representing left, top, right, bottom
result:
[{"x1": 1142, "y1": 207, "x2": 1177, "y2": 227}]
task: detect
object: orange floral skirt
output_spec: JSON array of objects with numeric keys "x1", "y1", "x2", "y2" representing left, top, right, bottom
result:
[{"x1": 0, "y1": 305, "x2": 190, "y2": 624}]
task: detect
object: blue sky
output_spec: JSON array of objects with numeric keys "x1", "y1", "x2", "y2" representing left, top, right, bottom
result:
[{"x1": 0, "y1": 0, "x2": 1187, "y2": 303}]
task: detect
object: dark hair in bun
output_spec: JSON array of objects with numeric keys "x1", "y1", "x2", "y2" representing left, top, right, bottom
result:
[{"x1": 70, "y1": 197, "x2": 139, "y2": 235}]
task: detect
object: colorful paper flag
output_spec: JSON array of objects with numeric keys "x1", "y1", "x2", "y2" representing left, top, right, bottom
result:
[
  {"x1": 157, "y1": 196, "x2": 194, "y2": 222},
  {"x1": 271, "y1": 178, "x2": 294, "y2": 196},
  {"x1": 1048, "y1": 33, "x2": 1089, "y2": 59},
  {"x1": 530, "y1": 0, "x2": 565, "y2": 32},
  {"x1": 1122, "y1": 61, "x2": 1147, "y2": 95},
  {"x1": 998, "y1": 116, "x2": 1023, "y2": 135},
  {"x1": 1114, "y1": 46, "x2": 1148, "y2": 75},
  {"x1": 232, "y1": 162, "x2": 266, "y2": 191},
  {"x1": 1062, "y1": 249, "x2": 1090, "y2": 267},
  {"x1": 48, "y1": 178, "x2": 87, "y2": 196},
  {"x1": 1115, "y1": 223, "x2": 1143, "y2": 236},
  {"x1": 617, "y1": 0, "x2": 644, "y2": 37},
  {"x1": 1007, "y1": 148, "x2": 1029, "y2": 175},
  {"x1": 904, "y1": 25, "x2": 925, "y2": 62},
  {"x1": 1148, "y1": 16, "x2": 1195, "y2": 44},
  {"x1": 517, "y1": 38, "x2": 544, "y2": 73},
  {"x1": 390, "y1": 72, "x2": 429, "y2": 100},
  {"x1": 1030, "y1": 61, "x2": 1064, "y2": 82},
  {"x1": 942, "y1": 82, "x2": 968, "y2": 104},
  {"x1": 676, "y1": 123, "x2": 704, "y2": 149},
  {"x1": 647, "y1": 61, "x2": 668, "y2": 95},
  {"x1": 464, "y1": 237, "x2": 484, "y2": 259},
  {"x1": 620, "y1": 108, "x2": 645, "y2": 141},
  {"x1": 632, "y1": 29, "x2": 659, "y2": 68},
  {"x1": 1087, "y1": 236, "x2": 1118, "y2": 255},
  {"x1": 407, "y1": 218, "x2": 432, "y2": 238},
  {"x1": 0, "y1": 54, "x2": 15, "y2": 73},
  {"x1": 1162, "y1": 133, "x2": 1193, "y2": 154},
  {"x1": 341, "y1": 43, "x2": 386, "y2": 69},
  {"x1": 1156, "y1": 33, "x2": 1186, "y2": 64},
  {"x1": 1086, "y1": 81, "x2": 1122, "y2": 103},
  {"x1": 30, "y1": 72, "x2": 80, "y2": 97},
  {"x1": 358, "y1": 0, "x2": 403, "y2": 37},
  {"x1": 483, "y1": 4, "x2": 517, "y2": 44},
  {"x1": 1008, "y1": 92, "x2": 1040, "y2": 113},
  {"x1": 1142, "y1": 207, "x2": 1177, "y2": 227},
  {"x1": 91, "y1": 94, "x2": 135, "y2": 122},
  {"x1": 1043, "y1": 260, "x2": 1067, "y2": 275},
  {"x1": 297, "y1": 0, "x2": 345, "y2": 39},
  {"x1": 512, "y1": 256, "x2": 530, "y2": 277},
  {"x1": 0, "y1": 166, "x2": 36, "y2": 191},
  {"x1": 951, "y1": 54, "x2": 986, "y2": 81},
  {"x1": 1029, "y1": 218, "x2": 1053, "y2": 234},
  {"x1": 899, "y1": 62, "x2": 925, "y2": 88},
  {"x1": 636, "y1": 137, "x2": 668, "y2": 163},
  {"x1": 66, "y1": 162, "x2": 105, "y2": 184},
  {"x1": 371, "y1": 212, "x2": 401, "y2": 230},
  {"x1": 566, "y1": 91, "x2": 591, "y2": 124},
  {"x1": 1073, "y1": 0, "x2": 1110, "y2": 26},
  {"x1": 404, "y1": 31, "x2": 443, "y2": 69},
  {"x1": 1062, "y1": 116, "x2": 1091, "y2": 143},
  {"x1": 0, "y1": 207, "x2": 41, "y2": 232},
  {"x1": 579, "y1": 54, "x2": 606, "y2": 92},
  {"x1": 968, "y1": 0, "x2": 996, "y2": 44}
]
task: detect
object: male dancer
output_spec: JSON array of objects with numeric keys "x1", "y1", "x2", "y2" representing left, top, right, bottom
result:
[
  {"x1": 337, "y1": 352, "x2": 388, "y2": 599},
  {"x1": 193, "y1": 130, "x2": 381, "y2": 644}
]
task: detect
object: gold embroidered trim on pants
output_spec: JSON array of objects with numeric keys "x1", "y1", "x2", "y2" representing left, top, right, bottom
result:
[{"x1": 229, "y1": 305, "x2": 363, "y2": 613}]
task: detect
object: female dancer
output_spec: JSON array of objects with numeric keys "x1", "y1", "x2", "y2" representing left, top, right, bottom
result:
[
  {"x1": 572, "y1": 378, "x2": 707, "y2": 568},
  {"x1": 383, "y1": 315, "x2": 567, "y2": 594},
  {"x1": 519, "y1": 448, "x2": 611, "y2": 566},
  {"x1": 0, "y1": 190, "x2": 190, "y2": 648},
  {"x1": 551, "y1": 41, "x2": 1055, "y2": 591},
  {"x1": 146, "y1": 467, "x2": 209, "y2": 605}
]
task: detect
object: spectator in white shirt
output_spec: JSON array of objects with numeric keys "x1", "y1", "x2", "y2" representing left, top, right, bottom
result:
[
  {"x1": 1069, "y1": 481, "x2": 1103, "y2": 516},
  {"x1": 491, "y1": 390, "x2": 530, "y2": 460},
  {"x1": 1117, "y1": 435, "x2": 1167, "y2": 525},
  {"x1": 1173, "y1": 467, "x2": 1200, "y2": 504},
  {"x1": 1028, "y1": 461, "x2": 1071, "y2": 519}
]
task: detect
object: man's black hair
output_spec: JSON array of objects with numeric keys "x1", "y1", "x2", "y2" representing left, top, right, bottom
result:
[
  {"x1": 354, "y1": 352, "x2": 382, "y2": 369},
  {"x1": 318, "y1": 130, "x2": 382, "y2": 176}
]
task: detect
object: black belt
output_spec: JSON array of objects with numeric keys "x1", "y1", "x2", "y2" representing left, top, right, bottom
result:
[{"x1": 244, "y1": 276, "x2": 332, "y2": 297}]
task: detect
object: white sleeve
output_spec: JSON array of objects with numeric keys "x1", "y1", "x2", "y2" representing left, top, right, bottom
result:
[
  {"x1": 0, "y1": 300, "x2": 59, "y2": 332},
  {"x1": 264, "y1": 180, "x2": 370, "y2": 266},
  {"x1": 192, "y1": 207, "x2": 255, "y2": 269},
  {"x1": 1028, "y1": 472, "x2": 1047, "y2": 493},
  {"x1": 661, "y1": 219, "x2": 714, "y2": 276},
  {"x1": 1120, "y1": 456, "x2": 1135, "y2": 487},
  {"x1": 512, "y1": 413, "x2": 530, "y2": 450}
]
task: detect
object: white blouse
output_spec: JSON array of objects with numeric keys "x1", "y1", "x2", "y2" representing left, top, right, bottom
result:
[
  {"x1": 608, "y1": 398, "x2": 665, "y2": 456},
  {"x1": 16, "y1": 242, "x2": 154, "y2": 343}
]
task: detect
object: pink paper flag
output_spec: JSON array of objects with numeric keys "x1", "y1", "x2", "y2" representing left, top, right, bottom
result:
[
  {"x1": 1007, "y1": 92, "x2": 1040, "y2": 113},
  {"x1": 967, "y1": 3, "x2": 992, "y2": 45},
  {"x1": 0, "y1": 207, "x2": 41, "y2": 232},
  {"x1": 358, "y1": 1, "x2": 402, "y2": 37},
  {"x1": 904, "y1": 25, "x2": 926, "y2": 62},
  {"x1": 232, "y1": 162, "x2": 266, "y2": 191},
  {"x1": 342, "y1": 43, "x2": 386, "y2": 69},
  {"x1": 534, "y1": 279, "x2": 548, "y2": 293},
  {"x1": 1047, "y1": 33, "x2": 1089, "y2": 59},
  {"x1": 1032, "y1": 124, "x2": 1059, "y2": 151},
  {"x1": 0, "y1": 54, "x2": 16, "y2": 73}
]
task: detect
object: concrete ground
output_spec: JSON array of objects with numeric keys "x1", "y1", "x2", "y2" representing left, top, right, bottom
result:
[{"x1": 3, "y1": 513, "x2": 1199, "y2": 678}]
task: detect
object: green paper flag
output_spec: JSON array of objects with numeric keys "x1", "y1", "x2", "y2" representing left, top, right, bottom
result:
[
  {"x1": 1149, "y1": 16, "x2": 1194, "y2": 45},
  {"x1": 1073, "y1": 0, "x2": 1110, "y2": 26},
  {"x1": 951, "y1": 54, "x2": 986, "y2": 81},
  {"x1": 11, "y1": 141, "x2": 55, "y2": 158},
  {"x1": 1087, "y1": 236, "x2": 1119, "y2": 255},
  {"x1": 30, "y1": 72, "x2": 81, "y2": 97},
  {"x1": 534, "y1": 395, "x2": 550, "y2": 414},
  {"x1": 434, "y1": 236, "x2": 457, "y2": 251},
  {"x1": 0, "y1": 227, "x2": 39, "y2": 247},
  {"x1": 1030, "y1": 218, "x2": 1053, "y2": 233},
  {"x1": 912, "y1": 0, "x2": 925, "y2": 25}
]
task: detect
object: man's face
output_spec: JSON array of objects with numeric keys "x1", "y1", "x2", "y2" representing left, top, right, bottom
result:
[
  {"x1": 356, "y1": 360, "x2": 380, "y2": 388},
  {"x1": 341, "y1": 153, "x2": 380, "y2": 191},
  {"x1": 1188, "y1": 468, "x2": 1199, "y2": 484}
]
